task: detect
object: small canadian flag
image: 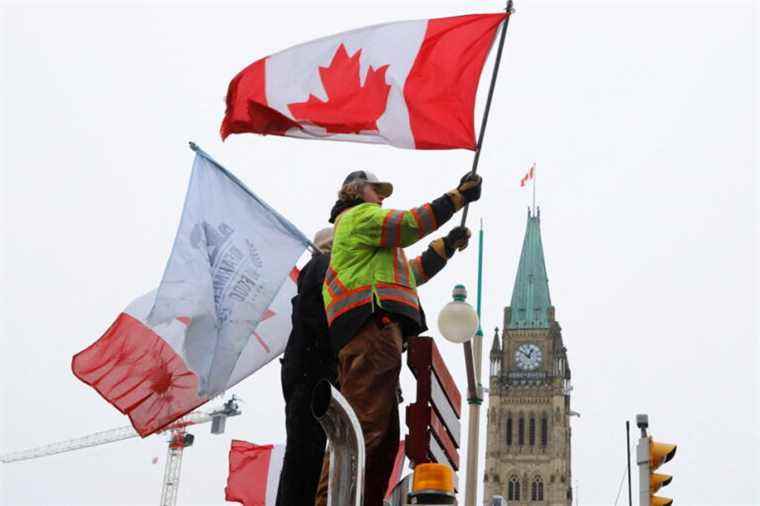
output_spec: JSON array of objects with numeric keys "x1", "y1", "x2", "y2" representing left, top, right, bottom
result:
[{"x1": 520, "y1": 163, "x2": 535, "y2": 187}]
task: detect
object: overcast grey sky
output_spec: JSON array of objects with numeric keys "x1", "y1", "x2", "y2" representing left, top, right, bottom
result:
[{"x1": 1, "y1": 1, "x2": 757, "y2": 505}]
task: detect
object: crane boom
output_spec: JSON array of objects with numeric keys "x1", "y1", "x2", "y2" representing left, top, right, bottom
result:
[
  {"x1": 1, "y1": 399, "x2": 240, "y2": 464},
  {"x1": 1, "y1": 424, "x2": 139, "y2": 463}
]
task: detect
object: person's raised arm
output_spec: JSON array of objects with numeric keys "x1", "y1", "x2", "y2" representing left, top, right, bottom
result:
[{"x1": 352, "y1": 173, "x2": 482, "y2": 249}]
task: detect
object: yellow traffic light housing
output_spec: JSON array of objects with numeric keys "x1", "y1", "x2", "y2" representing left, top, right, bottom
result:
[
  {"x1": 636, "y1": 415, "x2": 676, "y2": 506},
  {"x1": 650, "y1": 473, "x2": 672, "y2": 493},
  {"x1": 649, "y1": 438, "x2": 676, "y2": 506},
  {"x1": 650, "y1": 441, "x2": 676, "y2": 469}
]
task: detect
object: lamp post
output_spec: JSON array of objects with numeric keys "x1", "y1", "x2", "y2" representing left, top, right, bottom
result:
[{"x1": 438, "y1": 284, "x2": 480, "y2": 506}]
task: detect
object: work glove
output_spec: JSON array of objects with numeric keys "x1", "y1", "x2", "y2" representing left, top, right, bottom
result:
[
  {"x1": 457, "y1": 172, "x2": 483, "y2": 203},
  {"x1": 443, "y1": 226, "x2": 472, "y2": 257}
]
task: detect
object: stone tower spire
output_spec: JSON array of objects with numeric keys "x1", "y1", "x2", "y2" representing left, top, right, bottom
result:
[{"x1": 489, "y1": 327, "x2": 501, "y2": 377}]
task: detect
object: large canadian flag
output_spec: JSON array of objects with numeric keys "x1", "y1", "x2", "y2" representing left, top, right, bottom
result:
[
  {"x1": 221, "y1": 13, "x2": 507, "y2": 150},
  {"x1": 72, "y1": 148, "x2": 308, "y2": 437}
]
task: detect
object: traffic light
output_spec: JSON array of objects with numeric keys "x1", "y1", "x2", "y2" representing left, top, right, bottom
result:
[
  {"x1": 648, "y1": 439, "x2": 676, "y2": 506},
  {"x1": 636, "y1": 414, "x2": 677, "y2": 506}
]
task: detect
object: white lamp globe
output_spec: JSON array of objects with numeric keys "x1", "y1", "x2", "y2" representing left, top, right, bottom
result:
[{"x1": 437, "y1": 284, "x2": 479, "y2": 344}]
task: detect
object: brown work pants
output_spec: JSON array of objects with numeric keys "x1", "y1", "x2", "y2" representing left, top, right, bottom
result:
[{"x1": 314, "y1": 318, "x2": 403, "y2": 506}]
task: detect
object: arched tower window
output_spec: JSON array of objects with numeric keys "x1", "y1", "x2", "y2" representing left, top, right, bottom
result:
[
  {"x1": 529, "y1": 416, "x2": 536, "y2": 446},
  {"x1": 508, "y1": 475, "x2": 520, "y2": 501},
  {"x1": 506, "y1": 416, "x2": 513, "y2": 446},
  {"x1": 531, "y1": 475, "x2": 544, "y2": 501},
  {"x1": 518, "y1": 416, "x2": 525, "y2": 446},
  {"x1": 541, "y1": 413, "x2": 548, "y2": 447}
]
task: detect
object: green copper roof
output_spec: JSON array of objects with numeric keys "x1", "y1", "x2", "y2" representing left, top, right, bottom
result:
[{"x1": 508, "y1": 208, "x2": 552, "y2": 329}]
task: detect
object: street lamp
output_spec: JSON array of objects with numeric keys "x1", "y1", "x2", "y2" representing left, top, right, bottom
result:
[
  {"x1": 437, "y1": 284, "x2": 481, "y2": 506},
  {"x1": 437, "y1": 285, "x2": 479, "y2": 344}
]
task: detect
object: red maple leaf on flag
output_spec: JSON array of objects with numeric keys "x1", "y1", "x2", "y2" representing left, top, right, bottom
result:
[{"x1": 288, "y1": 44, "x2": 391, "y2": 134}]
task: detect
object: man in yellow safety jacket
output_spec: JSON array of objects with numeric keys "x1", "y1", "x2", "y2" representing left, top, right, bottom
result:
[{"x1": 314, "y1": 170, "x2": 482, "y2": 506}]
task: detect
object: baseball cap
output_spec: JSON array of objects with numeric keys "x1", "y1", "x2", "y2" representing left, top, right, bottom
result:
[
  {"x1": 312, "y1": 227, "x2": 334, "y2": 253},
  {"x1": 342, "y1": 170, "x2": 393, "y2": 198}
]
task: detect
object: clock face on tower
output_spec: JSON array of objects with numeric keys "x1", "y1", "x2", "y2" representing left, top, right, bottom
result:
[{"x1": 515, "y1": 343, "x2": 543, "y2": 371}]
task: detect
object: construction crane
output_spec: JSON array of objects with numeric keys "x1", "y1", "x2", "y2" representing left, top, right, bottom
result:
[{"x1": 1, "y1": 397, "x2": 241, "y2": 506}]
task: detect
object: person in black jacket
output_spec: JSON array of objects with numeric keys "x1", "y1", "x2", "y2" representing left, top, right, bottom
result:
[{"x1": 276, "y1": 227, "x2": 336, "y2": 506}]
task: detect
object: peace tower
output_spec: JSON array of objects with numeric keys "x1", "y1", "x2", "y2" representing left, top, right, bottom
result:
[{"x1": 483, "y1": 208, "x2": 573, "y2": 505}]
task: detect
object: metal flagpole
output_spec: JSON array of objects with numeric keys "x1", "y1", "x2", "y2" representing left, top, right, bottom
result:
[
  {"x1": 463, "y1": 220, "x2": 486, "y2": 506},
  {"x1": 475, "y1": 219, "x2": 485, "y2": 378},
  {"x1": 460, "y1": 0, "x2": 515, "y2": 227},
  {"x1": 626, "y1": 421, "x2": 633, "y2": 506},
  {"x1": 460, "y1": 4, "x2": 513, "y2": 501}
]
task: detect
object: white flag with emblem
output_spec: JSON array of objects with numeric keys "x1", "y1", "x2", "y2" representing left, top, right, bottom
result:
[{"x1": 148, "y1": 147, "x2": 309, "y2": 396}]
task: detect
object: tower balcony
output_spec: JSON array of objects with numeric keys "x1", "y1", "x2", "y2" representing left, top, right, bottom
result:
[{"x1": 490, "y1": 371, "x2": 570, "y2": 392}]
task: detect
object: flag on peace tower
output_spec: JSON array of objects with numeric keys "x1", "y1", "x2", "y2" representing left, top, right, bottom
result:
[
  {"x1": 72, "y1": 147, "x2": 309, "y2": 437},
  {"x1": 221, "y1": 13, "x2": 507, "y2": 150}
]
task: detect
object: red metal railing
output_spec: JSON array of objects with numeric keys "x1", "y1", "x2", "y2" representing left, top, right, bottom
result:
[{"x1": 405, "y1": 336, "x2": 462, "y2": 471}]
